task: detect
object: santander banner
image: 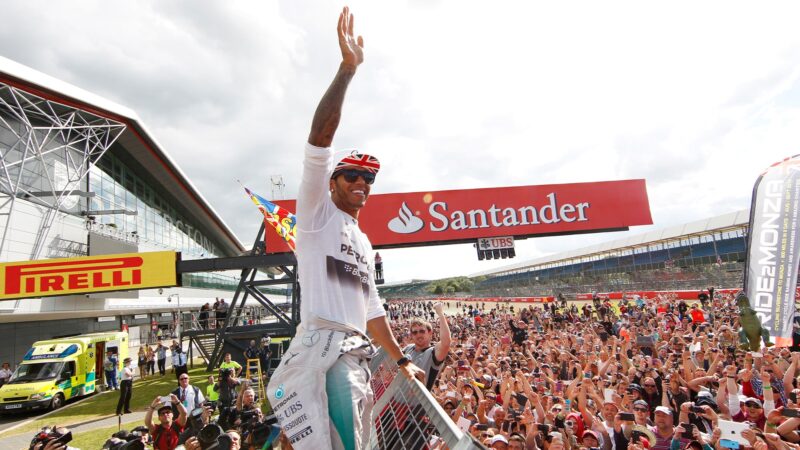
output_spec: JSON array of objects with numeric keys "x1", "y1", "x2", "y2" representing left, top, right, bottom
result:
[{"x1": 266, "y1": 179, "x2": 652, "y2": 252}]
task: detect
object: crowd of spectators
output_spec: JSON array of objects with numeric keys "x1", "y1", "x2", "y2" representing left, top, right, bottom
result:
[
  {"x1": 389, "y1": 294, "x2": 800, "y2": 450},
  {"x1": 25, "y1": 291, "x2": 800, "y2": 450},
  {"x1": 88, "y1": 349, "x2": 275, "y2": 450}
]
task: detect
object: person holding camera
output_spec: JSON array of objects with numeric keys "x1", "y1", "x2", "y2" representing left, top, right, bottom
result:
[
  {"x1": 231, "y1": 387, "x2": 264, "y2": 441},
  {"x1": 183, "y1": 428, "x2": 241, "y2": 450},
  {"x1": 215, "y1": 367, "x2": 240, "y2": 430},
  {"x1": 145, "y1": 393, "x2": 187, "y2": 450},
  {"x1": 176, "y1": 402, "x2": 215, "y2": 446},
  {"x1": 28, "y1": 425, "x2": 74, "y2": 450},
  {"x1": 102, "y1": 426, "x2": 150, "y2": 450},
  {"x1": 215, "y1": 368, "x2": 240, "y2": 405}
]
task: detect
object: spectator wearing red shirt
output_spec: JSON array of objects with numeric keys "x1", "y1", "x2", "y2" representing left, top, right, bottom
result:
[
  {"x1": 145, "y1": 394, "x2": 186, "y2": 450},
  {"x1": 688, "y1": 304, "x2": 705, "y2": 325}
]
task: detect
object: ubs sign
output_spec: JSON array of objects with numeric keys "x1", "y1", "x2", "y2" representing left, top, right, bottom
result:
[{"x1": 266, "y1": 179, "x2": 652, "y2": 251}]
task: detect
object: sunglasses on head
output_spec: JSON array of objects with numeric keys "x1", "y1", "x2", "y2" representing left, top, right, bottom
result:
[{"x1": 334, "y1": 168, "x2": 376, "y2": 185}]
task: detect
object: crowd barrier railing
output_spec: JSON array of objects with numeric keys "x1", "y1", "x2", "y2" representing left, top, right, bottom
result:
[{"x1": 368, "y1": 349, "x2": 482, "y2": 450}]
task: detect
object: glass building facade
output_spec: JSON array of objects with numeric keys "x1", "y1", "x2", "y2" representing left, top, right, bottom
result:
[
  {"x1": 88, "y1": 152, "x2": 220, "y2": 259},
  {"x1": 87, "y1": 152, "x2": 240, "y2": 290},
  {"x1": 0, "y1": 79, "x2": 240, "y2": 290}
]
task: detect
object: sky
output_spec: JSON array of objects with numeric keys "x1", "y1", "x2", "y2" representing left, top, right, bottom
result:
[{"x1": 2, "y1": 1, "x2": 800, "y2": 283}]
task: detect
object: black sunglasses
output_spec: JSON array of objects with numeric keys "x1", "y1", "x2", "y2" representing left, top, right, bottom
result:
[{"x1": 334, "y1": 168, "x2": 376, "y2": 185}]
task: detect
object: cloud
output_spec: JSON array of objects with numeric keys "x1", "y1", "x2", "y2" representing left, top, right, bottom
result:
[{"x1": 2, "y1": 1, "x2": 800, "y2": 283}]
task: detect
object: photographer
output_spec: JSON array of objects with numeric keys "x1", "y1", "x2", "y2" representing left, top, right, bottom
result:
[
  {"x1": 214, "y1": 367, "x2": 240, "y2": 429},
  {"x1": 102, "y1": 426, "x2": 149, "y2": 450},
  {"x1": 28, "y1": 425, "x2": 76, "y2": 450},
  {"x1": 234, "y1": 387, "x2": 261, "y2": 424},
  {"x1": 177, "y1": 403, "x2": 215, "y2": 445},
  {"x1": 145, "y1": 394, "x2": 187, "y2": 450},
  {"x1": 230, "y1": 386, "x2": 280, "y2": 449},
  {"x1": 183, "y1": 429, "x2": 241, "y2": 450}
]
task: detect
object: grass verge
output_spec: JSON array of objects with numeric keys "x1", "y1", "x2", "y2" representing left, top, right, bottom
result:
[{"x1": 68, "y1": 423, "x2": 122, "y2": 450}]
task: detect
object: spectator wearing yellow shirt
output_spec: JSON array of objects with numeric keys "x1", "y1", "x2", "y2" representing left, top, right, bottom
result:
[
  {"x1": 219, "y1": 353, "x2": 242, "y2": 378},
  {"x1": 205, "y1": 375, "x2": 219, "y2": 402}
]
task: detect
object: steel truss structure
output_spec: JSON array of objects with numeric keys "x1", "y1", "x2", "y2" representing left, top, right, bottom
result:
[
  {"x1": 0, "y1": 81, "x2": 126, "y2": 259},
  {"x1": 180, "y1": 222, "x2": 301, "y2": 371}
]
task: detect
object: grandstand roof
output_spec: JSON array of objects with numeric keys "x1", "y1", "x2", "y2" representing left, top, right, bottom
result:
[
  {"x1": 470, "y1": 209, "x2": 750, "y2": 277},
  {"x1": 380, "y1": 279, "x2": 431, "y2": 287},
  {"x1": 0, "y1": 56, "x2": 245, "y2": 256}
]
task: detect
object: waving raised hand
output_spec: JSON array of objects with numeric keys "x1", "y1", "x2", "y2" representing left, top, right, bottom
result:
[{"x1": 338, "y1": 6, "x2": 364, "y2": 68}]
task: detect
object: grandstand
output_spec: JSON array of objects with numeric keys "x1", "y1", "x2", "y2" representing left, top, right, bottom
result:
[
  {"x1": 380, "y1": 210, "x2": 755, "y2": 300},
  {"x1": 378, "y1": 279, "x2": 433, "y2": 299},
  {"x1": 470, "y1": 209, "x2": 750, "y2": 297}
]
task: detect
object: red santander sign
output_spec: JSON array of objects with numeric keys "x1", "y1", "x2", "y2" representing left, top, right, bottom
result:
[{"x1": 266, "y1": 179, "x2": 652, "y2": 252}]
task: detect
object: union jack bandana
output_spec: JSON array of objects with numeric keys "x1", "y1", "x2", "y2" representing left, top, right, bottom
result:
[{"x1": 334, "y1": 151, "x2": 381, "y2": 174}]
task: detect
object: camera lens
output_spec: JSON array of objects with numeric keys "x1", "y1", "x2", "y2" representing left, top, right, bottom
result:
[{"x1": 197, "y1": 423, "x2": 223, "y2": 445}]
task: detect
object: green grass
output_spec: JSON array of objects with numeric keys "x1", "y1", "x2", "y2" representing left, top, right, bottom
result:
[
  {"x1": 68, "y1": 423, "x2": 122, "y2": 450},
  {"x1": 1, "y1": 362, "x2": 214, "y2": 438}
]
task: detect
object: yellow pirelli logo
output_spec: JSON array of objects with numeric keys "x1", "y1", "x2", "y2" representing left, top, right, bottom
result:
[{"x1": 0, "y1": 251, "x2": 177, "y2": 300}]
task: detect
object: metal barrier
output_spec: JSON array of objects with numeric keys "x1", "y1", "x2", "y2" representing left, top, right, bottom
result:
[{"x1": 368, "y1": 350, "x2": 482, "y2": 450}]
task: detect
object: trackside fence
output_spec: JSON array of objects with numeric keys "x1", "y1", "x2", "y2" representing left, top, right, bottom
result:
[{"x1": 368, "y1": 350, "x2": 483, "y2": 450}]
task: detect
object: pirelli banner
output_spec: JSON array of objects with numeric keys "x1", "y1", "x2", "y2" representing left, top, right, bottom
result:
[
  {"x1": 265, "y1": 179, "x2": 652, "y2": 252},
  {"x1": 744, "y1": 156, "x2": 800, "y2": 347},
  {"x1": 0, "y1": 251, "x2": 178, "y2": 300}
]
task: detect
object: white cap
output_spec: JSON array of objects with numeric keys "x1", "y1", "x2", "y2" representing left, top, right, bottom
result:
[{"x1": 490, "y1": 435, "x2": 509, "y2": 445}]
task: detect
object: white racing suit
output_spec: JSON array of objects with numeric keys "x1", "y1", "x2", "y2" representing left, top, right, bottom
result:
[
  {"x1": 272, "y1": 143, "x2": 387, "y2": 449},
  {"x1": 267, "y1": 324, "x2": 376, "y2": 450}
]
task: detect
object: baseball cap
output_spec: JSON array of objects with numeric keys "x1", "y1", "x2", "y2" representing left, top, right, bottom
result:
[
  {"x1": 633, "y1": 400, "x2": 649, "y2": 408},
  {"x1": 628, "y1": 384, "x2": 644, "y2": 394},
  {"x1": 655, "y1": 406, "x2": 673, "y2": 415},
  {"x1": 582, "y1": 430, "x2": 600, "y2": 440},
  {"x1": 490, "y1": 434, "x2": 509, "y2": 445},
  {"x1": 157, "y1": 404, "x2": 173, "y2": 414},
  {"x1": 333, "y1": 150, "x2": 381, "y2": 175},
  {"x1": 603, "y1": 398, "x2": 619, "y2": 408},
  {"x1": 744, "y1": 398, "x2": 763, "y2": 408}
]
